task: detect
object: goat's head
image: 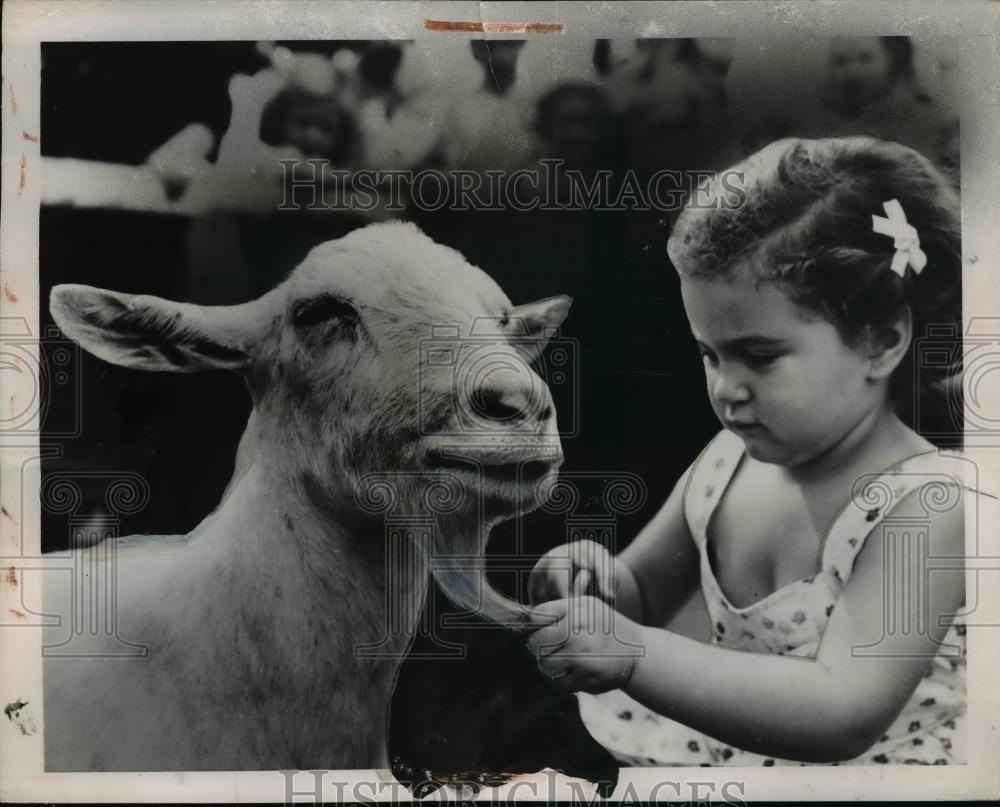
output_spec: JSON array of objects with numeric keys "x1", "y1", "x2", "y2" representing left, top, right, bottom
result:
[{"x1": 50, "y1": 222, "x2": 570, "y2": 525}]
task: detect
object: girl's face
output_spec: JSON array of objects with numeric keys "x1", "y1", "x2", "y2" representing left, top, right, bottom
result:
[{"x1": 680, "y1": 275, "x2": 884, "y2": 468}]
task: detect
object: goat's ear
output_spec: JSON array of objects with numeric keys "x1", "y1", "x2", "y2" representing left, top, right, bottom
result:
[
  {"x1": 509, "y1": 295, "x2": 572, "y2": 363},
  {"x1": 50, "y1": 284, "x2": 255, "y2": 373}
]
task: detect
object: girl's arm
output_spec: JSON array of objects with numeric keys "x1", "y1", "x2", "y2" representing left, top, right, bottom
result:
[
  {"x1": 616, "y1": 466, "x2": 701, "y2": 628},
  {"x1": 621, "y1": 493, "x2": 965, "y2": 761}
]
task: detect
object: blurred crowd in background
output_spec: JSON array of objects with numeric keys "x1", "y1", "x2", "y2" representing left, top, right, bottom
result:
[
  {"x1": 40, "y1": 35, "x2": 960, "y2": 550},
  {"x1": 142, "y1": 36, "x2": 958, "y2": 192}
]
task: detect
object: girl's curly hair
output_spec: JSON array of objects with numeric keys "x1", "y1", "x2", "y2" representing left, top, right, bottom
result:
[{"x1": 667, "y1": 136, "x2": 962, "y2": 444}]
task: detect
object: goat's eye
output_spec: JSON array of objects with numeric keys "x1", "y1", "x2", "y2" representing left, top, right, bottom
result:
[{"x1": 292, "y1": 295, "x2": 359, "y2": 329}]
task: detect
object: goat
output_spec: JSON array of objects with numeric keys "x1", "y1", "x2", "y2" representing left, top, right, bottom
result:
[{"x1": 43, "y1": 221, "x2": 570, "y2": 771}]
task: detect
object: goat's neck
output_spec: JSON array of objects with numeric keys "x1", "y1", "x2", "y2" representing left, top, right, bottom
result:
[{"x1": 186, "y1": 461, "x2": 429, "y2": 715}]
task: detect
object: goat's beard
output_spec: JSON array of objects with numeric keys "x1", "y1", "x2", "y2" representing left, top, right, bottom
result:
[
  {"x1": 355, "y1": 463, "x2": 559, "y2": 630},
  {"x1": 419, "y1": 508, "x2": 550, "y2": 631}
]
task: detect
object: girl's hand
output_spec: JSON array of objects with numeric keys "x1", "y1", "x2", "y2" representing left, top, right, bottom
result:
[
  {"x1": 525, "y1": 596, "x2": 646, "y2": 694},
  {"x1": 527, "y1": 540, "x2": 617, "y2": 605}
]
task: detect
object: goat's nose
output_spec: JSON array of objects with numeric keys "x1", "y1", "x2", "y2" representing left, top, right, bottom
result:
[{"x1": 471, "y1": 385, "x2": 553, "y2": 424}]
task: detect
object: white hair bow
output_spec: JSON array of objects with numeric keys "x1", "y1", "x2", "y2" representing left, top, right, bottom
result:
[{"x1": 871, "y1": 199, "x2": 927, "y2": 277}]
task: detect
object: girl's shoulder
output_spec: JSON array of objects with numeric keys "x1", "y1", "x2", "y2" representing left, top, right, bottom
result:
[
  {"x1": 687, "y1": 429, "x2": 745, "y2": 480},
  {"x1": 681, "y1": 429, "x2": 746, "y2": 545},
  {"x1": 847, "y1": 447, "x2": 983, "y2": 517},
  {"x1": 821, "y1": 446, "x2": 987, "y2": 590}
]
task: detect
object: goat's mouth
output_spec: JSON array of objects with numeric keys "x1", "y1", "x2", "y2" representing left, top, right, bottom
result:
[
  {"x1": 424, "y1": 449, "x2": 554, "y2": 483},
  {"x1": 419, "y1": 443, "x2": 563, "y2": 504}
]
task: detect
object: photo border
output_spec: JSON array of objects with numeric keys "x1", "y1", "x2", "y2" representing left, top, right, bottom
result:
[{"x1": 2, "y1": 0, "x2": 998, "y2": 801}]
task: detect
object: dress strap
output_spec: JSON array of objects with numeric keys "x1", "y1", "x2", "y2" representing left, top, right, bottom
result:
[
  {"x1": 682, "y1": 429, "x2": 746, "y2": 551},
  {"x1": 821, "y1": 450, "x2": 979, "y2": 591}
]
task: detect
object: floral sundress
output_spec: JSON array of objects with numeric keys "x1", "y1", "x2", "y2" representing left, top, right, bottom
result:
[{"x1": 578, "y1": 429, "x2": 974, "y2": 766}]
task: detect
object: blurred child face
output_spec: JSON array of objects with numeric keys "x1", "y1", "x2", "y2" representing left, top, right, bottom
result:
[
  {"x1": 282, "y1": 93, "x2": 343, "y2": 158},
  {"x1": 828, "y1": 37, "x2": 892, "y2": 108},
  {"x1": 680, "y1": 274, "x2": 884, "y2": 468}
]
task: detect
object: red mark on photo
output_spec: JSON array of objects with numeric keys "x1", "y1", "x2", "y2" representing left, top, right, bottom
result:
[
  {"x1": 22, "y1": 131, "x2": 38, "y2": 144},
  {"x1": 3, "y1": 282, "x2": 17, "y2": 303},
  {"x1": 424, "y1": 19, "x2": 564, "y2": 33},
  {"x1": 5, "y1": 568, "x2": 16, "y2": 588}
]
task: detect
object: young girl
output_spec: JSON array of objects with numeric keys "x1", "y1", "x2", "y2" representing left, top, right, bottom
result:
[{"x1": 525, "y1": 136, "x2": 975, "y2": 766}]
